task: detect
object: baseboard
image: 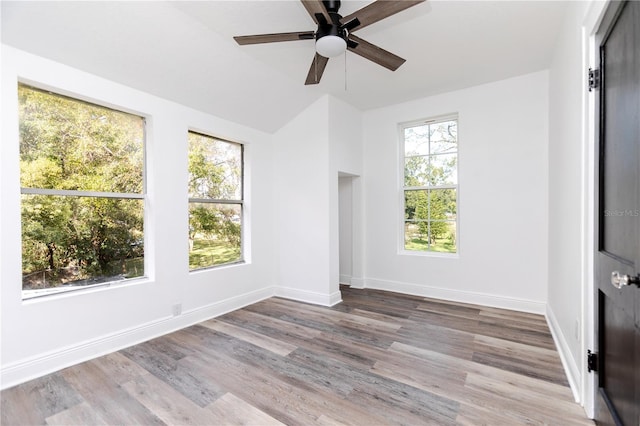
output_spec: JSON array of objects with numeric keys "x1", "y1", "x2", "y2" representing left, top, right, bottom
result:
[
  {"x1": 275, "y1": 286, "x2": 342, "y2": 307},
  {"x1": 546, "y1": 304, "x2": 581, "y2": 403},
  {"x1": 0, "y1": 286, "x2": 275, "y2": 390},
  {"x1": 339, "y1": 274, "x2": 351, "y2": 285},
  {"x1": 349, "y1": 277, "x2": 365, "y2": 289},
  {"x1": 364, "y1": 278, "x2": 546, "y2": 314}
]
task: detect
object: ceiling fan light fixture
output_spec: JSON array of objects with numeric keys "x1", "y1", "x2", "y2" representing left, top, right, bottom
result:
[{"x1": 315, "y1": 35, "x2": 346, "y2": 58}]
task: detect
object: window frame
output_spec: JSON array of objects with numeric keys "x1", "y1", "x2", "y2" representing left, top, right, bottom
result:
[
  {"x1": 18, "y1": 83, "x2": 148, "y2": 300},
  {"x1": 187, "y1": 130, "x2": 245, "y2": 271},
  {"x1": 399, "y1": 114, "x2": 459, "y2": 257}
]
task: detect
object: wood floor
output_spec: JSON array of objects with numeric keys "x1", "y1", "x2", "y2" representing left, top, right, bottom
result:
[{"x1": 1, "y1": 287, "x2": 593, "y2": 425}]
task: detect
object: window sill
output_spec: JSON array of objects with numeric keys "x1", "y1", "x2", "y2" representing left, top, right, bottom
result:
[
  {"x1": 398, "y1": 250, "x2": 459, "y2": 259},
  {"x1": 189, "y1": 260, "x2": 247, "y2": 274},
  {"x1": 22, "y1": 276, "x2": 150, "y2": 303}
]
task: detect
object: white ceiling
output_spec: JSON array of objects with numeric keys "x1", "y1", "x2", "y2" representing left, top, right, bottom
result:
[{"x1": 1, "y1": 1, "x2": 568, "y2": 133}]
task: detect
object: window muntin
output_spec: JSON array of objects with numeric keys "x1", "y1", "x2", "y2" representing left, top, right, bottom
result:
[
  {"x1": 402, "y1": 117, "x2": 458, "y2": 254},
  {"x1": 188, "y1": 131, "x2": 243, "y2": 270},
  {"x1": 19, "y1": 84, "x2": 145, "y2": 299}
]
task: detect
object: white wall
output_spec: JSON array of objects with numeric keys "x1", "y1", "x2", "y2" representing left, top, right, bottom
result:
[
  {"x1": 546, "y1": 0, "x2": 590, "y2": 402},
  {"x1": 339, "y1": 177, "x2": 353, "y2": 284},
  {"x1": 362, "y1": 71, "x2": 549, "y2": 313},
  {"x1": 273, "y1": 95, "x2": 363, "y2": 304},
  {"x1": 273, "y1": 96, "x2": 334, "y2": 305},
  {"x1": 329, "y1": 97, "x2": 364, "y2": 294},
  {"x1": 0, "y1": 46, "x2": 277, "y2": 389},
  {"x1": 328, "y1": 96, "x2": 364, "y2": 176},
  {"x1": 546, "y1": 0, "x2": 607, "y2": 412}
]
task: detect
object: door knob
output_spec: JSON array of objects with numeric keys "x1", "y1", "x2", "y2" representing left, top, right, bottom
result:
[{"x1": 611, "y1": 271, "x2": 640, "y2": 289}]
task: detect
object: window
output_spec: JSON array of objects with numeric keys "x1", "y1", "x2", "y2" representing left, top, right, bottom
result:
[
  {"x1": 188, "y1": 131, "x2": 243, "y2": 270},
  {"x1": 402, "y1": 116, "x2": 458, "y2": 254},
  {"x1": 19, "y1": 84, "x2": 146, "y2": 299}
]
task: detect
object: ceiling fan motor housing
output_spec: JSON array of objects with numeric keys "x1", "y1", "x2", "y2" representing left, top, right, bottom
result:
[
  {"x1": 316, "y1": 0, "x2": 345, "y2": 41},
  {"x1": 314, "y1": 0, "x2": 348, "y2": 57},
  {"x1": 316, "y1": 20, "x2": 345, "y2": 41}
]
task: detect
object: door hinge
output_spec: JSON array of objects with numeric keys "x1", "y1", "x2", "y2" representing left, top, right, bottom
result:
[
  {"x1": 587, "y1": 350, "x2": 598, "y2": 372},
  {"x1": 588, "y1": 68, "x2": 600, "y2": 92}
]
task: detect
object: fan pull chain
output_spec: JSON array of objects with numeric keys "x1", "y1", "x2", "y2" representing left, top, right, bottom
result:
[{"x1": 344, "y1": 50, "x2": 348, "y2": 91}]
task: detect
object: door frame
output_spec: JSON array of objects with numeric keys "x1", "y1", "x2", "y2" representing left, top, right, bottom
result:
[{"x1": 581, "y1": 0, "x2": 618, "y2": 419}]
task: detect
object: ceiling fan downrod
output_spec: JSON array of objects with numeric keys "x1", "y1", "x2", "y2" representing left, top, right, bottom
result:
[{"x1": 315, "y1": 0, "x2": 345, "y2": 41}]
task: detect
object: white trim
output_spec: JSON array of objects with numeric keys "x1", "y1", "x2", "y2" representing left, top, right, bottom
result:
[
  {"x1": 403, "y1": 184, "x2": 457, "y2": 191},
  {"x1": 546, "y1": 303, "x2": 581, "y2": 403},
  {"x1": 329, "y1": 290, "x2": 343, "y2": 306},
  {"x1": 349, "y1": 277, "x2": 366, "y2": 289},
  {"x1": 339, "y1": 274, "x2": 351, "y2": 285},
  {"x1": 21, "y1": 188, "x2": 144, "y2": 199},
  {"x1": 188, "y1": 198, "x2": 243, "y2": 205},
  {"x1": 0, "y1": 286, "x2": 275, "y2": 390},
  {"x1": 399, "y1": 249, "x2": 459, "y2": 259},
  {"x1": 363, "y1": 277, "x2": 546, "y2": 314},
  {"x1": 400, "y1": 113, "x2": 460, "y2": 128},
  {"x1": 581, "y1": 0, "x2": 610, "y2": 418},
  {"x1": 275, "y1": 286, "x2": 342, "y2": 307},
  {"x1": 22, "y1": 276, "x2": 149, "y2": 302}
]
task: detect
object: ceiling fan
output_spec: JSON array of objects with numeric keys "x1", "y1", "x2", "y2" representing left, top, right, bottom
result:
[{"x1": 233, "y1": 0, "x2": 425, "y2": 85}]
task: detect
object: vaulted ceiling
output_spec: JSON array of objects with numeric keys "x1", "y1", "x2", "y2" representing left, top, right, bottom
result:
[{"x1": 1, "y1": 1, "x2": 568, "y2": 133}]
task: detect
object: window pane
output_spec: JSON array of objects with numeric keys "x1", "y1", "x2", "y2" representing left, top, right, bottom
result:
[
  {"x1": 429, "y1": 120, "x2": 458, "y2": 154},
  {"x1": 405, "y1": 154, "x2": 457, "y2": 187},
  {"x1": 19, "y1": 84, "x2": 144, "y2": 193},
  {"x1": 404, "y1": 156, "x2": 430, "y2": 186},
  {"x1": 22, "y1": 195, "x2": 144, "y2": 297},
  {"x1": 404, "y1": 189, "x2": 427, "y2": 220},
  {"x1": 404, "y1": 125, "x2": 429, "y2": 156},
  {"x1": 188, "y1": 132, "x2": 242, "y2": 200},
  {"x1": 189, "y1": 203, "x2": 242, "y2": 269},
  {"x1": 429, "y1": 221, "x2": 457, "y2": 253},
  {"x1": 429, "y1": 154, "x2": 457, "y2": 185},
  {"x1": 404, "y1": 221, "x2": 456, "y2": 253},
  {"x1": 405, "y1": 189, "x2": 456, "y2": 222},
  {"x1": 404, "y1": 221, "x2": 428, "y2": 250},
  {"x1": 429, "y1": 188, "x2": 457, "y2": 220}
]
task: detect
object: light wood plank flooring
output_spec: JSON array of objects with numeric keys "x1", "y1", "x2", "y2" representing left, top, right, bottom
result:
[{"x1": 1, "y1": 287, "x2": 593, "y2": 425}]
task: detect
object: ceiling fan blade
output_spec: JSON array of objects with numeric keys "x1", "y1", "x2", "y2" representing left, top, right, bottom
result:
[
  {"x1": 305, "y1": 53, "x2": 329, "y2": 85},
  {"x1": 300, "y1": 0, "x2": 332, "y2": 25},
  {"x1": 342, "y1": 17, "x2": 361, "y2": 32},
  {"x1": 234, "y1": 31, "x2": 315, "y2": 45},
  {"x1": 347, "y1": 34, "x2": 405, "y2": 71},
  {"x1": 341, "y1": 0, "x2": 425, "y2": 32}
]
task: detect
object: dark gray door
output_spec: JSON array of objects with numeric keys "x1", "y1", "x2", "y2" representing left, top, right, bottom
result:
[{"x1": 594, "y1": 1, "x2": 640, "y2": 425}]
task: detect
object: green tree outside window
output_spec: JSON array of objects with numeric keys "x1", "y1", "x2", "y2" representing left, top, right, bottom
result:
[
  {"x1": 187, "y1": 132, "x2": 243, "y2": 269},
  {"x1": 19, "y1": 84, "x2": 145, "y2": 297},
  {"x1": 403, "y1": 118, "x2": 458, "y2": 253}
]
